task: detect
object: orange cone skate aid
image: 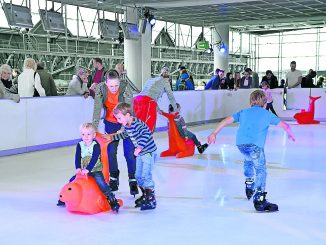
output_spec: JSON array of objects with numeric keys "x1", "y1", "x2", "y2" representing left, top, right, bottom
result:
[{"x1": 160, "y1": 111, "x2": 195, "y2": 158}]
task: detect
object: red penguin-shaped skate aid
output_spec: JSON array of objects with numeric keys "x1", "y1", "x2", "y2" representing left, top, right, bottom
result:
[
  {"x1": 160, "y1": 111, "x2": 195, "y2": 158},
  {"x1": 294, "y1": 96, "x2": 321, "y2": 124}
]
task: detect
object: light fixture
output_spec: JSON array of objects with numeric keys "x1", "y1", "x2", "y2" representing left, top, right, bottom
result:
[
  {"x1": 218, "y1": 42, "x2": 227, "y2": 54},
  {"x1": 205, "y1": 44, "x2": 214, "y2": 54},
  {"x1": 148, "y1": 14, "x2": 156, "y2": 26},
  {"x1": 143, "y1": 9, "x2": 156, "y2": 29}
]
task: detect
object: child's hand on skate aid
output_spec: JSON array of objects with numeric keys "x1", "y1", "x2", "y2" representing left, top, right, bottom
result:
[
  {"x1": 102, "y1": 133, "x2": 112, "y2": 141},
  {"x1": 81, "y1": 169, "x2": 89, "y2": 175}
]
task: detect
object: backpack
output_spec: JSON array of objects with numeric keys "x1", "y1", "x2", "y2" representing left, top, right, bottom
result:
[{"x1": 178, "y1": 79, "x2": 189, "y2": 91}]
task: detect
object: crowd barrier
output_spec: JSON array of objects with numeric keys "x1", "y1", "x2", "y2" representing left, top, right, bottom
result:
[{"x1": 1, "y1": 88, "x2": 325, "y2": 156}]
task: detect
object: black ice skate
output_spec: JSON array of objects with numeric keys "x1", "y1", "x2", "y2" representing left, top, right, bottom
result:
[
  {"x1": 245, "y1": 179, "x2": 255, "y2": 200},
  {"x1": 197, "y1": 143, "x2": 208, "y2": 154},
  {"x1": 107, "y1": 193, "x2": 120, "y2": 213},
  {"x1": 56, "y1": 199, "x2": 65, "y2": 207},
  {"x1": 135, "y1": 187, "x2": 146, "y2": 208},
  {"x1": 109, "y1": 170, "x2": 120, "y2": 191},
  {"x1": 140, "y1": 189, "x2": 156, "y2": 211},
  {"x1": 128, "y1": 174, "x2": 139, "y2": 197},
  {"x1": 253, "y1": 190, "x2": 278, "y2": 212}
]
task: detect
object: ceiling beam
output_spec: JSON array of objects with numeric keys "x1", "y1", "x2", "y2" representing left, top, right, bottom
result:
[
  {"x1": 219, "y1": 15, "x2": 326, "y2": 26},
  {"x1": 134, "y1": 0, "x2": 256, "y2": 9}
]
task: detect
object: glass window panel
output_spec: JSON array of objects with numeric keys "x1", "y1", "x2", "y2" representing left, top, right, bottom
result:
[
  {"x1": 258, "y1": 43, "x2": 279, "y2": 58},
  {"x1": 318, "y1": 56, "x2": 326, "y2": 71},
  {"x1": 241, "y1": 33, "x2": 250, "y2": 53},
  {"x1": 257, "y1": 58, "x2": 279, "y2": 74},
  {"x1": 282, "y1": 42, "x2": 316, "y2": 57},
  {"x1": 152, "y1": 20, "x2": 166, "y2": 44},
  {"x1": 232, "y1": 31, "x2": 241, "y2": 53},
  {"x1": 282, "y1": 31, "x2": 317, "y2": 43}
]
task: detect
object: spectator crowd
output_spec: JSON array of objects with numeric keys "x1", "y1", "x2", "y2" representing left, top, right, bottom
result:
[{"x1": 1, "y1": 57, "x2": 325, "y2": 104}]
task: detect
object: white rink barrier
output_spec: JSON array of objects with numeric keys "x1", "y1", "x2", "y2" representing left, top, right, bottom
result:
[{"x1": 1, "y1": 88, "x2": 325, "y2": 155}]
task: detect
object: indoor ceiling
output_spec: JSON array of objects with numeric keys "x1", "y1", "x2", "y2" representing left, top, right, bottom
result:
[{"x1": 54, "y1": 0, "x2": 326, "y2": 33}]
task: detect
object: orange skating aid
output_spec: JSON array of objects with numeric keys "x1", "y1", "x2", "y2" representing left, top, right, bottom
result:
[
  {"x1": 160, "y1": 111, "x2": 195, "y2": 158},
  {"x1": 95, "y1": 132, "x2": 111, "y2": 183},
  {"x1": 59, "y1": 174, "x2": 123, "y2": 214},
  {"x1": 58, "y1": 132, "x2": 122, "y2": 214},
  {"x1": 294, "y1": 96, "x2": 321, "y2": 124}
]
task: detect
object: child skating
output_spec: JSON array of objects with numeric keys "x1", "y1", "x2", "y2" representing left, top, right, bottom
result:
[
  {"x1": 113, "y1": 103, "x2": 158, "y2": 211},
  {"x1": 207, "y1": 90, "x2": 295, "y2": 212},
  {"x1": 164, "y1": 103, "x2": 208, "y2": 154}
]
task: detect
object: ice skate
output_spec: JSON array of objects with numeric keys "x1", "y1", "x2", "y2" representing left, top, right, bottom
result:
[
  {"x1": 109, "y1": 170, "x2": 120, "y2": 191},
  {"x1": 128, "y1": 174, "x2": 139, "y2": 197},
  {"x1": 56, "y1": 200, "x2": 65, "y2": 207},
  {"x1": 107, "y1": 193, "x2": 120, "y2": 213},
  {"x1": 197, "y1": 143, "x2": 208, "y2": 154},
  {"x1": 140, "y1": 189, "x2": 156, "y2": 211},
  {"x1": 253, "y1": 190, "x2": 278, "y2": 212},
  {"x1": 245, "y1": 179, "x2": 255, "y2": 200},
  {"x1": 135, "y1": 187, "x2": 146, "y2": 208}
]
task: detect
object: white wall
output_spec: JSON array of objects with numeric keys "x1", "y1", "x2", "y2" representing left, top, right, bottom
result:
[
  {"x1": 1, "y1": 88, "x2": 325, "y2": 155},
  {"x1": 1, "y1": 96, "x2": 93, "y2": 153}
]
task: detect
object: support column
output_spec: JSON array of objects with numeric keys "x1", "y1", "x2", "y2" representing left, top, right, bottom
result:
[
  {"x1": 141, "y1": 22, "x2": 152, "y2": 87},
  {"x1": 212, "y1": 24, "x2": 229, "y2": 71},
  {"x1": 124, "y1": 7, "x2": 151, "y2": 90}
]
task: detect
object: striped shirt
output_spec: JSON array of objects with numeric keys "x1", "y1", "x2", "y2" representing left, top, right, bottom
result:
[{"x1": 113, "y1": 117, "x2": 157, "y2": 155}]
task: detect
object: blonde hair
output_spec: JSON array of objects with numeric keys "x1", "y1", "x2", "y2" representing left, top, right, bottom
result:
[
  {"x1": 23, "y1": 58, "x2": 37, "y2": 70},
  {"x1": 250, "y1": 90, "x2": 267, "y2": 107},
  {"x1": 79, "y1": 123, "x2": 96, "y2": 134},
  {"x1": 113, "y1": 102, "x2": 133, "y2": 116},
  {"x1": 0, "y1": 64, "x2": 12, "y2": 80}
]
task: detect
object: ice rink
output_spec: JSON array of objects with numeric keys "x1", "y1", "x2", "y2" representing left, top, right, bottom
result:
[{"x1": 0, "y1": 122, "x2": 325, "y2": 245}]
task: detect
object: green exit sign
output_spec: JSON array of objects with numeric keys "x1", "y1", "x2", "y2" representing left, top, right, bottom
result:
[{"x1": 197, "y1": 41, "x2": 209, "y2": 50}]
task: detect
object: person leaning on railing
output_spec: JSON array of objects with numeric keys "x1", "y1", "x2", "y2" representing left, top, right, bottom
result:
[
  {"x1": 0, "y1": 64, "x2": 20, "y2": 103},
  {"x1": 65, "y1": 68, "x2": 90, "y2": 98}
]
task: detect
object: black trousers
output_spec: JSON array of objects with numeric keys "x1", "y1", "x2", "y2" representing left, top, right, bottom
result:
[{"x1": 266, "y1": 102, "x2": 277, "y2": 116}]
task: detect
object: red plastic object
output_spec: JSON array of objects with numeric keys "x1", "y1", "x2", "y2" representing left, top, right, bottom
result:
[
  {"x1": 133, "y1": 95, "x2": 158, "y2": 132},
  {"x1": 95, "y1": 132, "x2": 111, "y2": 183},
  {"x1": 294, "y1": 96, "x2": 321, "y2": 124},
  {"x1": 160, "y1": 111, "x2": 195, "y2": 158},
  {"x1": 59, "y1": 174, "x2": 123, "y2": 214}
]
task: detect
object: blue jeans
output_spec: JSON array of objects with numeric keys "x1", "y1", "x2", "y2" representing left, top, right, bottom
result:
[
  {"x1": 176, "y1": 123, "x2": 200, "y2": 146},
  {"x1": 89, "y1": 171, "x2": 113, "y2": 198},
  {"x1": 136, "y1": 152, "x2": 157, "y2": 189},
  {"x1": 104, "y1": 120, "x2": 136, "y2": 174},
  {"x1": 69, "y1": 171, "x2": 112, "y2": 198},
  {"x1": 187, "y1": 131, "x2": 200, "y2": 146},
  {"x1": 237, "y1": 144, "x2": 266, "y2": 191}
]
